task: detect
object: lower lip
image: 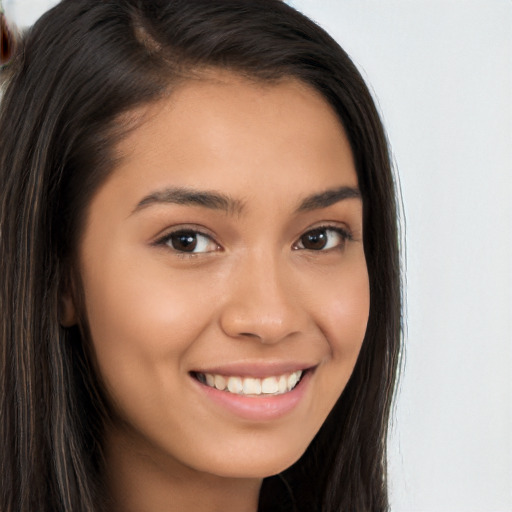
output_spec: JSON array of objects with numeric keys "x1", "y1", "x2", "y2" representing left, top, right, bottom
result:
[{"x1": 191, "y1": 371, "x2": 312, "y2": 421}]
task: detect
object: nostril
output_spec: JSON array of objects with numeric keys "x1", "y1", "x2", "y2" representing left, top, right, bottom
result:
[{"x1": 239, "y1": 332, "x2": 261, "y2": 339}]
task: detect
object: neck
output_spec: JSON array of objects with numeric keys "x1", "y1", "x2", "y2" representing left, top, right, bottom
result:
[{"x1": 103, "y1": 425, "x2": 262, "y2": 512}]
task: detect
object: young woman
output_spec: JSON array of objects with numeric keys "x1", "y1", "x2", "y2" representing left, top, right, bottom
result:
[{"x1": 0, "y1": 1, "x2": 402, "y2": 511}]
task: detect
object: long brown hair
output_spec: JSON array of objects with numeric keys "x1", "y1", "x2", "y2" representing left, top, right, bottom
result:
[{"x1": 0, "y1": 1, "x2": 402, "y2": 510}]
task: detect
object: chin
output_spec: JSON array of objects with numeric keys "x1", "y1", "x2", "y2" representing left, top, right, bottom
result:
[{"x1": 199, "y1": 445, "x2": 307, "y2": 480}]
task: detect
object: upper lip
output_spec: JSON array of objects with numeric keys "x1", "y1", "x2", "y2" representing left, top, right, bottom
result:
[{"x1": 190, "y1": 361, "x2": 316, "y2": 379}]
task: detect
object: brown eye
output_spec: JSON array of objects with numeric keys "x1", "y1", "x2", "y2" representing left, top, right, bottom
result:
[
  {"x1": 300, "y1": 229, "x2": 329, "y2": 250},
  {"x1": 295, "y1": 227, "x2": 350, "y2": 251},
  {"x1": 170, "y1": 232, "x2": 198, "y2": 252},
  {"x1": 161, "y1": 230, "x2": 218, "y2": 254}
]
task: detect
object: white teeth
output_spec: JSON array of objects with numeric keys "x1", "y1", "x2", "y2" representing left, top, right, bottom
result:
[
  {"x1": 227, "y1": 376, "x2": 243, "y2": 394},
  {"x1": 214, "y1": 374, "x2": 226, "y2": 391},
  {"x1": 288, "y1": 372, "x2": 299, "y2": 389},
  {"x1": 261, "y1": 376, "x2": 278, "y2": 394},
  {"x1": 198, "y1": 370, "x2": 303, "y2": 396},
  {"x1": 243, "y1": 377, "x2": 261, "y2": 395},
  {"x1": 278, "y1": 375, "x2": 287, "y2": 394}
]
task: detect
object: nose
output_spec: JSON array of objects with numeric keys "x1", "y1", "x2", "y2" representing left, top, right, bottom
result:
[{"x1": 219, "y1": 252, "x2": 305, "y2": 344}]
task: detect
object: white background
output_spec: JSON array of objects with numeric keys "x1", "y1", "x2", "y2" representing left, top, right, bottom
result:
[
  {"x1": 2, "y1": 0, "x2": 58, "y2": 27},
  {"x1": 4, "y1": 1, "x2": 512, "y2": 511}
]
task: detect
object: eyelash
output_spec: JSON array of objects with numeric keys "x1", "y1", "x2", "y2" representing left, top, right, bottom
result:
[
  {"x1": 293, "y1": 225, "x2": 353, "y2": 252},
  {"x1": 154, "y1": 224, "x2": 353, "y2": 257},
  {"x1": 154, "y1": 228, "x2": 219, "y2": 258}
]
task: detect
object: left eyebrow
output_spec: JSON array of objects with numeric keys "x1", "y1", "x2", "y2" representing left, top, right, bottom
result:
[{"x1": 296, "y1": 186, "x2": 361, "y2": 212}]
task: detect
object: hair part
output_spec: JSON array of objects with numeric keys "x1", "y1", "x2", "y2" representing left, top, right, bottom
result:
[{"x1": 0, "y1": 1, "x2": 402, "y2": 511}]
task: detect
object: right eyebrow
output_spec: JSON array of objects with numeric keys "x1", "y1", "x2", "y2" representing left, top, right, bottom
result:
[{"x1": 131, "y1": 186, "x2": 246, "y2": 216}]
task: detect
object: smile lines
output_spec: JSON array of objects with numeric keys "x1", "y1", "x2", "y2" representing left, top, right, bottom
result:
[{"x1": 194, "y1": 370, "x2": 303, "y2": 396}]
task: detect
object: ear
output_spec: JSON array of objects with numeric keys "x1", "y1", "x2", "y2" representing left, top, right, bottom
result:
[
  {"x1": 59, "y1": 291, "x2": 78, "y2": 327},
  {"x1": 59, "y1": 274, "x2": 79, "y2": 327}
]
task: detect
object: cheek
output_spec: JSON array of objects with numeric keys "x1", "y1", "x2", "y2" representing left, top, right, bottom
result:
[
  {"x1": 306, "y1": 257, "x2": 369, "y2": 409},
  {"x1": 312, "y1": 258, "x2": 370, "y2": 357},
  {"x1": 326, "y1": 278, "x2": 370, "y2": 356},
  {"x1": 80, "y1": 252, "x2": 217, "y2": 405}
]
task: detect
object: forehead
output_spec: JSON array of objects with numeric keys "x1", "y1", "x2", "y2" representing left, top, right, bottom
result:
[{"x1": 99, "y1": 72, "x2": 358, "y2": 214}]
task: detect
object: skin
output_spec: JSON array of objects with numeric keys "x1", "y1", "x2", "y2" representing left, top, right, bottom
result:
[{"x1": 64, "y1": 73, "x2": 370, "y2": 512}]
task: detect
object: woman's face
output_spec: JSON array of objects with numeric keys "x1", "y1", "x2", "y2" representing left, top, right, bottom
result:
[{"x1": 70, "y1": 74, "x2": 369, "y2": 479}]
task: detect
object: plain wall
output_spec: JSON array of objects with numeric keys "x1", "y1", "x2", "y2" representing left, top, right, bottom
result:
[{"x1": 5, "y1": 1, "x2": 512, "y2": 511}]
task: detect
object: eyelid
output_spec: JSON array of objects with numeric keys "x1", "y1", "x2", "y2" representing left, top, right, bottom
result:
[
  {"x1": 152, "y1": 225, "x2": 221, "y2": 254},
  {"x1": 304, "y1": 222, "x2": 354, "y2": 239},
  {"x1": 293, "y1": 223, "x2": 354, "y2": 251}
]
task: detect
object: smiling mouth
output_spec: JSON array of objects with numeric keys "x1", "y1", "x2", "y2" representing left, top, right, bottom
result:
[{"x1": 192, "y1": 370, "x2": 304, "y2": 396}]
